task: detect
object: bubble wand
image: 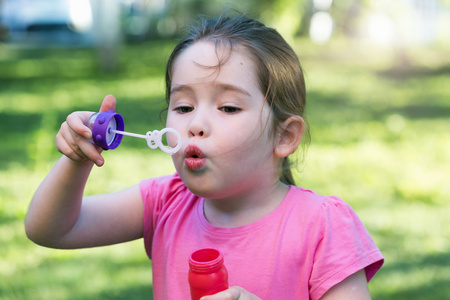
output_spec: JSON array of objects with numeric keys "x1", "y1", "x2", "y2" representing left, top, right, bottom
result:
[{"x1": 88, "y1": 110, "x2": 181, "y2": 155}]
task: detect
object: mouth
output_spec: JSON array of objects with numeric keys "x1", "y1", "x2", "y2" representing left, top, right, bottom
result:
[{"x1": 184, "y1": 144, "x2": 206, "y2": 171}]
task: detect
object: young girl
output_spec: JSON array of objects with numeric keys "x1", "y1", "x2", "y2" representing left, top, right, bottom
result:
[{"x1": 26, "y1": 14, "x2": 383, "y2": 300}]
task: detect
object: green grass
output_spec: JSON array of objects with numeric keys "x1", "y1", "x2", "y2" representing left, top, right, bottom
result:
[{"x1": 1, "y1": 37, "x2": 449, "y2": 299}]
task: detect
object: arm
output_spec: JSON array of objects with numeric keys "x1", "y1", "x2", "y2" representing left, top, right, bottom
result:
[
  {"x1": 25, "y1": 95, "x2": 144, "y2": 249},
  {"x1": 320, "y1": 270, "x2": 371, "y2": 300}
]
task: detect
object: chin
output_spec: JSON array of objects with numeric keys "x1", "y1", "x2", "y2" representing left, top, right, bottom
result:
[
  {"x1": 184, "y1": 182, "x2": 213, "y2": 197},
  {"x1": 177, "y1": 171, "x2": 208, "y2": 195},
  {"x1": 184, "y1": 180, "x2": 224, "y2": 199},
  {"x1": 178, "y1": 168, "x2": 233, "y2": 199}
]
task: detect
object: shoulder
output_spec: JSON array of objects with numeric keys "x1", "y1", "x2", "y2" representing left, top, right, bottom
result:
[
  {"x1": 140, "y1": 173, "x2": 198, "y2": 226},
  {"x1": 287, "y1": 186, "x2": 352, "y2": 217},
  {"x1": 283, "y1": 186, "x2": 365, "y2": 242},
  {"x1": 139, "y1": 173, "x2": 198, "y2": 220},
  {"x1": 289, "y1": 187, "x2": 384, "y2": 300},
  {"x1": 140, "y1": 173, "x2": 185, "y2": 191},
  {"x1": 288, "y1": 186, "x2": 374, "y2": 246},
  {"x1": 140, "y1": 173, "x2": 188, "y2": 203}
]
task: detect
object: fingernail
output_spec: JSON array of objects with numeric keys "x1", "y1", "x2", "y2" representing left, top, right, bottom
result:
[{"x1": 96, "y1": 159, "x2": 104, "y2": 166}]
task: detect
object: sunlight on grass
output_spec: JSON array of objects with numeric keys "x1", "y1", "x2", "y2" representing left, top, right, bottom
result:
[
  {"x1": 0, "y1": 221, "x2": 153, "y2": 299},
  {"x1": 0, "y1": 76, "x2": 165, "y2": 114}
]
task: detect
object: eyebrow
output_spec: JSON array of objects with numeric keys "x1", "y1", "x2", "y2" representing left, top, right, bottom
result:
[
  {"x1": 170, "y1": 84, "x2": 193, "y2": 95},
  {"x1": 171, "y1": 83, "x2": 252, "y2": 97}
]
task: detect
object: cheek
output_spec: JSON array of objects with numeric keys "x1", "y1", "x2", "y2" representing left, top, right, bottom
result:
[
  {"x1": 166, "y1": 114, "x2": 186, "y2": 134},
  {"x1": 217, "y1": 126, "x2": 273, "y2": 158},
  {"x1": 165, "y1": 131, "x2": 180, "y2": 150},
  {"x1": 217, "y1": 126, "x2": 253, "y2": 152},
  {"x1": 165, "y1": 113, "x2": 176, "y2": 128}
]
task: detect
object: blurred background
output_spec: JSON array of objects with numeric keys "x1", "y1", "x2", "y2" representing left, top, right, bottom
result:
[{"x1": 0, "y1": 0, "x2": 449, "y2": 299}]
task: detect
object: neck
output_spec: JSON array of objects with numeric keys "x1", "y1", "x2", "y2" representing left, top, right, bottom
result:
[{"x1": 203, "y1": 180, "x2": 289, "y2": 228}]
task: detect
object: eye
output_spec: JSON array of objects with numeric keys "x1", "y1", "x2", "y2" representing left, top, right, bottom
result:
[
  {"x1": 174, "y1": 106, "x2": 194, "y2": 114},
  {"x1": 219, "y1": 106, "x2": 241, "y2": 114}
]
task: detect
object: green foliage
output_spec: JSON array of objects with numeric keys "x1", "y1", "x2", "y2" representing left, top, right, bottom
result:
[
  {"x1": 1, "y1": 36, "x2": 449, "y2": 299},
  {"x1": 259, "y1": 0, "x2": 308, "y2": 40}
]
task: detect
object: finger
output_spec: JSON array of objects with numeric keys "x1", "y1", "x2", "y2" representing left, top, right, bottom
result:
[
  {"x1": 59, "y1": 126, "x2": 105, "y2": 167},
  {"x1": 201, "y1": 287, "x2": 241, "y2": 300},
  {"x1": 59, "y1": 122, "x2": 89, "y2": 160},
  {"x1": 75, "y1": 136, "x2": 105, "y2": 167},
  {"x1": 59, "y1": 120, "x2": 94, "y2": 160},
  {"x1": 99, "y1": 94, "x2": 116, "y2": 112},
  {"x1": 66, "y1": 124, "x2": 104, "y2": 165},
  {"x1": 66, "y1": 111, "x2": 94, "y2": 139},
  {"x1": 57, "y1": 137, "x2": 104, "y2": 167},
  {"x1": 56, "y1": 130, "x2": 85, "y2": 162}
]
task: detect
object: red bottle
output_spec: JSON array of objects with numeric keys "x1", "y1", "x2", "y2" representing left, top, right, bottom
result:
[{"x1": 188, "y1": 248, "x2": 229, "y2": 300}]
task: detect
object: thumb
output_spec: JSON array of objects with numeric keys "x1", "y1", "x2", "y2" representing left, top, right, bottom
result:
[{"x1": 99, "y1": 94, "x2": 117, "y2": 112}]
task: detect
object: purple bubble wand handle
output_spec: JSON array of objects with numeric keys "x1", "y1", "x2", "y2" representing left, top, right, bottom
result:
[{"x1": 89, "y1": 111, "x2": 124, "y2": 150}]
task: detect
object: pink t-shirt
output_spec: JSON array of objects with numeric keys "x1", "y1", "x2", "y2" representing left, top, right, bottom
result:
[{"x1": 140, "y1": 174, "x2": 383, "y2": 300}]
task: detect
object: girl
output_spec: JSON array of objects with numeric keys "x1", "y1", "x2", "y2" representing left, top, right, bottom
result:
[{"x1": 26, "y1": 14, "x2": 383, "y2": 300}]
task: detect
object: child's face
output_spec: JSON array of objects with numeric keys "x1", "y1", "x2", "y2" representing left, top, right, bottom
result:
[{"x1": 167, "y1": 41, "x2": 281, "y2": 199}]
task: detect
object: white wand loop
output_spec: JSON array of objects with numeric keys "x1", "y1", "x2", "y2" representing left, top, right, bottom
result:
[{"x1": 111, "y1": 128, "x2": 181, "y2": 155}]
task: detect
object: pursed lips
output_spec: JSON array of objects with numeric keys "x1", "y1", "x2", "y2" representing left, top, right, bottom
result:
[{"x1": 184, "y1": 144, "x2": 206, "y2": 171}]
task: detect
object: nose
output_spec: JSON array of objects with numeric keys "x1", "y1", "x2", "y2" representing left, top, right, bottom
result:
[{"x1": 188, "y1": 109, "x2": 209, "y2": 138}]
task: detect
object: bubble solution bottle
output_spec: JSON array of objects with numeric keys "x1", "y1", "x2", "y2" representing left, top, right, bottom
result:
[{"x1": 188, "y1": 248, "x2": 229, "y2": 300}]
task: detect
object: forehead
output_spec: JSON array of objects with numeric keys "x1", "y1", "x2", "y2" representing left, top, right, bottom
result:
[{"x1": 171, "y1": 41, "x2": 260, "y2": 92}]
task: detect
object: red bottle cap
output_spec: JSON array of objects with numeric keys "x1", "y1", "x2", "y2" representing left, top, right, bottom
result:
[{"x1": 189, "y1": 248, "x2": 224, "y2": 273}]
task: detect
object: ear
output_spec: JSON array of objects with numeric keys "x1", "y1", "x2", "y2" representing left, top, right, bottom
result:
[{"x1": 274, "y1": 116, "x2": 305, "y2": 158}]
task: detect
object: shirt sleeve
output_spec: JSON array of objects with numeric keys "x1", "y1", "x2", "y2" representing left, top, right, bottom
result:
[{"x1": 309, "y1": 196, "x2": 384, "y2": 300}]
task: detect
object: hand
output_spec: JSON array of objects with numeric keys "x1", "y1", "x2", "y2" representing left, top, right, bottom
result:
[
  {"x1": 200, "y1": 287, "x2": 262, "y2": 300},
  {"x1": 56, "y1": 95, "x2": 116, "y2": 167}
]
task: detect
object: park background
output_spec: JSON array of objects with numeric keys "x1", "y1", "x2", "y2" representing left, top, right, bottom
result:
[{"x1": 0, "y1": 0, "x2": 449, "y2": 299}]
